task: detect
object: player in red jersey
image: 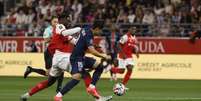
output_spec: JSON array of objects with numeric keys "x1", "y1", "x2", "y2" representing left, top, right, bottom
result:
[
  {"x1": 20, "y1": 14, "x2": 81, "y2": 101},
  {"x1": 111, "y1": 27, "x2": 139, "y2": 87},
  {"x1": 23, "y1": 16, "x2": 65, "y2": 92}
]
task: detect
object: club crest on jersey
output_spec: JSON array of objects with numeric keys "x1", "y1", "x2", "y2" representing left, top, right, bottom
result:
[
  {"x1": 59, "y1": 25, "x2": 63, "y2": 29},
  {"x1": 82, "y1": 30, "x2": 86, "y2": 36},
  {"x1": 90, "y1": 39, "x2": 93, "y2": 44},
  {"x1": 77, "y1": 62, "x2": 83, "y2": 71}
]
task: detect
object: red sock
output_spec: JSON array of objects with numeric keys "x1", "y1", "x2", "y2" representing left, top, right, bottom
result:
[
  {"x1": 122, "y1": 70, "x2": 132, "y2": 85},
  {"x1": 29, "y1": 80, "x2": 48, "y2": 96},
  {"x1": 111, "y1": 67, "x2": 124, "y2": 74},
  {"x1": 83, "y1": 75, "x2": 92, "y2": 88}
]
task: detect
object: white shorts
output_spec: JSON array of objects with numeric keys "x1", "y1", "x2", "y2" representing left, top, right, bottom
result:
[
  {"x1": 49, "y1": 50, "x2": 72, "y2": 77},
  {"x1": 118, "y1": 58, "x2": 134, "y2": 69}
]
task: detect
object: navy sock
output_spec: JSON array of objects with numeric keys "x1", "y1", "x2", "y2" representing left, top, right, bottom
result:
[
  {"x1": 56, "y1": 72, "x2": 64, "y2": 92},
  {"x1": 47, "y1": 76, "x2": 57, "y2": 87},
  {"x1": 60, "y1": 79, "x2": 80, "y2": 95},
  {"x1": 31, "y1": 68, "x2": 47, "y2": 76},
  {"x1": 91, "y1": 66, "x2": 103, "y2": 85}
]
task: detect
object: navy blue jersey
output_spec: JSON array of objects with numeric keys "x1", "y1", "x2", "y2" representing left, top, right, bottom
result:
[
  {"x1": 70, "y1": 27, "x2": 94, "y2": 74},
  {"x1": 70, "y1": 56, "x2": 96, "y2": 74},
  {"x1": 70, "y1": 27, "x2": 94, "y2": 59}
]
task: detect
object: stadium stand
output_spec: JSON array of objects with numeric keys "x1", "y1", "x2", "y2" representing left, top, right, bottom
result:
[{"x1": 0, "y1": 0, "x2": 201, "y2": 37}]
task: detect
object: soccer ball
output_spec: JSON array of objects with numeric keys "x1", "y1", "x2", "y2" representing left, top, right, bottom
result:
[{"x1": 113, "y1": 83, "x2": 125, "y2": 96}]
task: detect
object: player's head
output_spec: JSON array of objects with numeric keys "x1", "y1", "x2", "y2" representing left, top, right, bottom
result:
[
  {"x1": 128, "y1": 27, "x2": 137, "y2": 34},
  {"x1": 51, "y1": 16, "x2": 59, "y2": 27},
  {"x1": 58, "y1": 13, "x2": 72, "y2": 28}
]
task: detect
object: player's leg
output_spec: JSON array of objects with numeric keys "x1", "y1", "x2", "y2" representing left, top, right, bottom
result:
[
  {"x1": 54, "y1": 73, "x2": 81, "y2": 101},
  {"x1": 82, "y1": 69, "x2": 114, "y2": 101},
  {"x1": 46, "y1": 49, "x2": 64, "y2": 92},
  {"x1": 122, "y1": 64, "x2": 133, "y2": 85},
  {"x1": 108, "y1": 52, "x2": 117, "y2": 79},
  {"x1": 54, "y1": 59, "x2": 83, "y2": 101},
  {"x1": 21, "y1": 57, "x2": 65, "y2": 101},
  {"x1": 87, "y1": 57, "x2": 104, "y2": 86},
  {"x1": 110, "y1": 58, "x2": 125, "y2": 81},
  {"x1": 20, "y1": 76, "x2": 57, "y2": 101},
  {"x1": 87, "y1": 66, "x2": 103, "y2": 99},
  {"x1": 56, "y1": 72, "x2": 64, "y2": 92},
  {"x1": 83, "y1": 57, "x2": 100, "y2": 88},
  {"x1": 24, "y1": 66, "x2": 47, "y2": 78},
  {"x1": 24, "y1": 49, "x2": 52, "y2": 78},
  {"x1": 111, "y1": 58, "x2": 125, "y2": 74},
  {"x1": 122, "y1": 58, "x2": 134, "y2": 85},
  {"x1": 111, "y1": 67, "x2": 125, "y2": 74},
  {"x1": 84, "y1": 57, "x2": 111, "y2": 99},
  {"x1": 21, "y1": 64, "x2": 64, "y2": 101},
  {"x1": 82, "y1": 70, "x2": 92, "y2": 88}
]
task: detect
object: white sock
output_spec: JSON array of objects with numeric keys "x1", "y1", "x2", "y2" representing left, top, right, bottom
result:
[
  {"x1": 22, "y1": 92, "x2": 30, "y2": 98},
  {"x1": 89, "y1": 84, "x2": 95, "y2": 89},
  {"x1": 56, "y1": 92, "x2": 63, "y2": 97}
]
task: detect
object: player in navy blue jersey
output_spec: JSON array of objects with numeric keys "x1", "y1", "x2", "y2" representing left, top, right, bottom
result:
[{"x1": 54, "y1": 25, "x2": 112, "y2": 101}]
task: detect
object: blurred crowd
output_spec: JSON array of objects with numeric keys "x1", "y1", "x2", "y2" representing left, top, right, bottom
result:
[{"x1": 0, "y1": 0, "x2": 201, "y2": 37}]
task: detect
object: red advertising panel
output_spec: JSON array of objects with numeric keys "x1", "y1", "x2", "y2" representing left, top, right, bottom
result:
[
  {"x1": 0, "y1": 37, "x2": 201, "y2": 54},
  {"x1": 0, "y1": 37, "x2": 44, "y2": 52},
  {"x1": 137, "y1": 37, "x2": 201, "y2": 54}
]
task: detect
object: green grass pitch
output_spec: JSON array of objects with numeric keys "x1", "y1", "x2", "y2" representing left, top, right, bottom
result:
[{"x1": 0, "y1": 76, "x2": 201, "y2": 101}]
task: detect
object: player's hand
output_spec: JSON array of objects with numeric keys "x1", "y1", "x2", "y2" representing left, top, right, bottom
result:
[
  {"x1": 106, "y1": 55, "x2": 112, "y2": 60},
  {"x1": 102, "y1": 54, "x2": 111, "y2": 60}
]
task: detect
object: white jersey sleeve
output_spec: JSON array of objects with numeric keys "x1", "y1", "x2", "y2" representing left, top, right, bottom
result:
[
  {"x1": 55, "y1": 24, "x2": 81, "y2": 36},
  {"x1": 61, "y1": 27, "x2": 81, "y2": 36},
  {"x1": 119, "y1": 35, "x2": 128, "y2": 44}
]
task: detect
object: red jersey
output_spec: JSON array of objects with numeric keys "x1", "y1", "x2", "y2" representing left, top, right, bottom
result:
[
  {"x1": 48, "y1": 24, "x2": 73, "y2": 55},
  {"x1": 119, "y1": 32, "x2": 137, "y2": 59}
]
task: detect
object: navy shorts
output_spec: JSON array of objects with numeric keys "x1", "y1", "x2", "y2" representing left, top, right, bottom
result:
[
  {"x1": 44, "y1": 49, "x2": 53, "y2": 69},
  {"x1": 70, "y1": 57, "x2": 96, "y2": 74}
]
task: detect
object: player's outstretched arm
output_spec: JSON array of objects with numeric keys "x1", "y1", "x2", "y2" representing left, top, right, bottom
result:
[
  {"x1": 134, "y1": 45, "x2": 140, "y2": 58},
  {"x1": 134, "y1": 37, "x2": 140, "y2": 58},
  {"x1": 88, "y1": 46, "x2": 111, "y2": 60},
  {"x1": 61, "y1": 27, "x2": 81, "y2": 36}
]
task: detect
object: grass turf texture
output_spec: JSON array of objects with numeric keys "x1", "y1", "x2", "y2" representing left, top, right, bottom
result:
[{"x1": 0, "y1": 76, "x2": 201, "y2": 101}]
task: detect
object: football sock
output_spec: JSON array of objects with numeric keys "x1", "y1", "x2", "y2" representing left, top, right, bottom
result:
[
  {"x1": 122, "y1": 70, "x2": 132, "y2": 85},
  {"x1": 56, "y1": 72, "x2": 64, "y2": 92},
  {"x1": 29, "y1": 80, "x2": 48, "y2": 96},
  {"x1": 89, "y1": 84, "x2": 95, "y2": 88},
  {"x1": 31, "y1": 68, "x2": 47, "y2": 76},
  {"x1": 83, "y1": 73, "x2": 92, "y2": 88},
  {"x1": 60, "y1": 79, "x2": 80, "y2": 95},
  {"x1": 22, "y1": 92, "x2": 30, "y2": 98},
  {"x1": 91, "y1": 66, "x2": 103, "y2": 85},
  {"x1": 111, "y1": 67, "x2": 124, "y2": 74},
  {"x1": 56, "y1": 92, "x2": 63, "y2": 97}
]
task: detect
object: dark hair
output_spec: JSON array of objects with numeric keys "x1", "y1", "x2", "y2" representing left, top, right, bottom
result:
[
  {"x1": 51, "y1": 15, "x2": 58, "y2": 21},
  {"x1": 58, "y1": 13, "x2": 70, "y2": 20}
]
